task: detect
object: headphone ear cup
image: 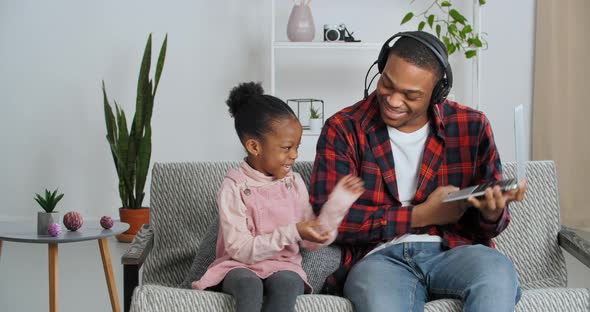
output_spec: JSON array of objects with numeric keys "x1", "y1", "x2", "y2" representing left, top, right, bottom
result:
[
  {"x1": 377, "y1": 45, "x2": 390, "y2": 73},
  {"x1": 430, "y1": 78, "x2": 450, "y2": 105}
]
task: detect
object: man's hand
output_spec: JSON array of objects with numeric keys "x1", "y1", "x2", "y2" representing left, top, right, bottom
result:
[
  {"x1": 467, "y1": 180, "x2": 527, "y2": 222},
  {"x1": 412, "y1": 185, "x2": 469, "y2": 227},
  {"x1": 296, "y1": 220, "x2": 331, "y2": 243}
]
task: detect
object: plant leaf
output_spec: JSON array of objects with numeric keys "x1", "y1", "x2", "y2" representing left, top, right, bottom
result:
[
  {"x1": 465, "y1": 50, "x2": 477, "y2": 58},
  {"x1": 448, "y1": 23, "x2": 458, "y2": 35},
  {"x1": 135, "y1": 124, "x2": 151, "y2": 208},
  {"x1": 441, "y1": 1, "x2": 452, "y2": 7},
  {"x1": 461, "y1": 25, "x2": 473, "y2": 35},
  {"x1": 448, "y1": 44, "x2": 456, "y2": 55},
  {"x1": 153, "y1": 34, "x2": 167, "y2": 96},
  {"x1": 479, "y1": 0, "x2": 487, "y2": 5},
  {"x1": 401, "y1": 12, "x2": 414, "y2": 25},
  {"x1": 472, "y1": 37, "x2": 483, "y2": 47},
  {"x1": 428, "y1": 15, "x2": 435, "y2": 28},
  {"x1": 418, "y1": 21, "x2": 426, "y2": 31},
  {"x1": 449, "y1": 9, "x2": 466, "y2": 25},
  {"x1": 54, "y1": 193, "x2": 64, "y2": 205},
  {"x1": 436, "y1": 24, "x2": 442, "y2": 38}
]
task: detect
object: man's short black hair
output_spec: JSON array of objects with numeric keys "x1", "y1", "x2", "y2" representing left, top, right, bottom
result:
[{"x1": 390, "y1": 36, "x2": 443, "y2": 81}]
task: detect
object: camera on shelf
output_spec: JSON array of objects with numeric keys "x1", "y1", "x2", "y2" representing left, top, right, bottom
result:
[{"x1": 323, "y1": 24, "x2": 360, "y2": 42}]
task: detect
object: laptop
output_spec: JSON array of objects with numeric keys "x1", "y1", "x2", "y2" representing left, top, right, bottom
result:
[{"x1": 443, "y1": 104, "x2": 526, "y2": 202}]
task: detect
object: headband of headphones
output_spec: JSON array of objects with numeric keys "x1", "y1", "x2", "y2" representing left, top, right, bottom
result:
[{"x1": 374, "y1": 31, "x2": 453, "y2": 105}]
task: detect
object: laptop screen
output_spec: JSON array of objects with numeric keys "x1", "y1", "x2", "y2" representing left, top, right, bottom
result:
[{"x1": 514, "y1": 104, "x2": 526, "y2": 183}]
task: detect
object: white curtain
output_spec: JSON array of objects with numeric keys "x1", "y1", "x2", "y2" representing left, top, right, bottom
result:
[{"x1": 533, "y1": 0, "x2": 590, "y2": 231}]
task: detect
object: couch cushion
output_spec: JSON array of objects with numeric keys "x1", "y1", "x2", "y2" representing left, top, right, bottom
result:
[
  {"x1": 131, "y1": 285, "x2": 590, "y2": 312},
  {"x1": 180, "y1": 216, "x2": 342, "y2": 293},
  {"x1": 493, "y1": 161, "x2": 567, "y2": 289}
]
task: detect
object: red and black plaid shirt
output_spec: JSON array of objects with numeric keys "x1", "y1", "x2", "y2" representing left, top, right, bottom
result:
[{"x1": 310, "y1": 94, "x2": 511, "y2": 295}]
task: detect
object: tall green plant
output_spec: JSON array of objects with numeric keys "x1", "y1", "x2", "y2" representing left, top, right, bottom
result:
[{"x1": 102, "y1": 34, "x2": 167, "y2": 209}]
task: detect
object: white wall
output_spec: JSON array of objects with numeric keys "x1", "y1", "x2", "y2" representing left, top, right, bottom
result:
[
  {"x1": 0, "y1": 0, "x2": 270, "y2": 221},
  {"x1": 480, "y1": 0, "x2": 536, "y2": 163},
  {"x1": 0, "y1": 0, "x2": 534, "y2": 221}
]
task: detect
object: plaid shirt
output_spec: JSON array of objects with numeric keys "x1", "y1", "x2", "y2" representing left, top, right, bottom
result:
[{"x1": 310, "y1": 94, "x2": 511, "y2": 295}]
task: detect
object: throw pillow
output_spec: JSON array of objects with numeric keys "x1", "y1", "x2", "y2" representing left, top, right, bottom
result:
[{"x1": 180, "y1": 218, "x2": 219, "y2": 289}]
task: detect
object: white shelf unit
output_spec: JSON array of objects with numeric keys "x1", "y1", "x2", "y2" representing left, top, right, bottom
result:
[{"x1": 270, "y1": 2, "x2": 383, "y2": 138}]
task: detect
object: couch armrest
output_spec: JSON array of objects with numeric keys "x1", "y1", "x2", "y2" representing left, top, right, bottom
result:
[
  {"x1": 558, "y1": 225, "x2": 590, "y2": 269},
  {"x1": 122, "y1": 224, "x2": 154, "y2": 266}
]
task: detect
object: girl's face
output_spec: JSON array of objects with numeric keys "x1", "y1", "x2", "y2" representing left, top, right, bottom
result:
[{"x1": 248, "y1": 117, "x2": 302, "y2": 179}]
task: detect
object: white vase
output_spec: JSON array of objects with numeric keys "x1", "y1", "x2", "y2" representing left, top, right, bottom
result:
[
  {"x1": 286, "y1": 0, "x2": 315, "y2": 42},
  {"x1": 309, "y1": 118, "x2": 323, "y2": 132},
  {"x1": 37, "y1": 211, "x2": 60, "y2": 235}
]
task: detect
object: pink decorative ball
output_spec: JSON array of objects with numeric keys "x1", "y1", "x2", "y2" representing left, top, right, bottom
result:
[
  {"x1": 100, "y1": 216, "x2": 114, "y2": 229},
  {"x1": 48, "y1": 223, "x2": 61, "y2": 237},
  {"x1": 63, "y1": 211, "x2": 83, "y2": 231}
]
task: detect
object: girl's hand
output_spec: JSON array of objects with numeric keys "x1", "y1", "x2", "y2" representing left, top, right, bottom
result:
[
  {"x1": 296, "y1": 219, "x2": 331, "y2": 243},
  {"x1": 334, "y1": 174, "x2": 365, "y2": 198}
]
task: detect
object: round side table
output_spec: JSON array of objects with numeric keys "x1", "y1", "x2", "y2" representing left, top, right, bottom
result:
[{"x1": 0, "y1": 221, "x2": 129, "y2": 312}]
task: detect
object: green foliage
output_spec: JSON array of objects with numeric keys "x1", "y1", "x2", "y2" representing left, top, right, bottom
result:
[
  {"x1": 400, "y1": 0, "x2": 487, "y2": 59},
  {"x1": 102, "y1": 34, "x2": 167, "y2": 209},
  {"x1": 34, "y1": 189, "x2": 64, "y2": 213},
  {"x1": 310, "y1": 105, "x2": 322, "y2": 119}
]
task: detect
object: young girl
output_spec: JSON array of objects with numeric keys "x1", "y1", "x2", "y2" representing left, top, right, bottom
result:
[{"x1": 192, "y1": 82, "x2": 364, "y2": 312}]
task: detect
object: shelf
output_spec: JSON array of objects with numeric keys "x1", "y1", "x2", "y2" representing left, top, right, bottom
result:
[
  {"x1": 302, "y1": 129, "x2": 321, "y2": 136},
  {"x1": 273, "y1": 41, "x2": 382, "y2": 50}
]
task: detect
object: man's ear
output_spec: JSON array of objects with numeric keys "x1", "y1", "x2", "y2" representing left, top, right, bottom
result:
[{"x1": 244, "y1": 138, "x2": 262, "y2": 157}]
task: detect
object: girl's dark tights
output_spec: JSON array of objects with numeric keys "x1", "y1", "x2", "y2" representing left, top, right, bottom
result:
[{"x1": 222, "y1": 268, "x2": 304, "y2": 312}]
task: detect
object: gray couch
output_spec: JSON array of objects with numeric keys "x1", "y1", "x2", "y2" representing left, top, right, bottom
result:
[{"x1": 123, "y1": 161, "x2": 590, "y2": 311}]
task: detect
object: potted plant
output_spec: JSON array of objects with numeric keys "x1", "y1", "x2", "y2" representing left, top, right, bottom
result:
[
  {"x1": 400, "y1": 0, "x2": 486, "y2": 58},
  {"x1": 34, "y1": 188, "x2": 64, "y2": 235},
  {"x1": 309, "y1": 104, "x2": 323, "y2": 132},
  {"x1": 102, "y1": 33, "x2": 167, "y2": 242}
]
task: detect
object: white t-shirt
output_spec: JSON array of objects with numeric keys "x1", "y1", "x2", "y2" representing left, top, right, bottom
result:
[{"x1": 366, "y1": 122, "x2": 441, "y2": 257}]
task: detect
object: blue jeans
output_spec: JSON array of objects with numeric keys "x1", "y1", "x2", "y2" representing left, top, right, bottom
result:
[{"x1": 343, "y1": 242, "x2": 521, "y2": 312}]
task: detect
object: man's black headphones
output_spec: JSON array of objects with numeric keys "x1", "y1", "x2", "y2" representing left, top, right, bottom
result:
[{"x1": 364, "y1": 31, "x2": 453, "y2": 105}]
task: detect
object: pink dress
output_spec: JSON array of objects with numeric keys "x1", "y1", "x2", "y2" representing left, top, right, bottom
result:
[{"x1": 192, "y1": 161, "x2": 356, "y2": 293}]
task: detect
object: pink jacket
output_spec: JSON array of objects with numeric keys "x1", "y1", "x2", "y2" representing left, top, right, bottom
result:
[{"x1": 192, "y1": 161, "x2": 356, "y2": 293}]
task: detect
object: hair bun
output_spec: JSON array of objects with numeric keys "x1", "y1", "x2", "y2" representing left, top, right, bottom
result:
[{"x1": 226, "y1": 82, "x2": 264, "y2": 118}]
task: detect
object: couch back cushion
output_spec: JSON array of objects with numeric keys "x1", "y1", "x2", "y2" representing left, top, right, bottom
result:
[
  {"x1": 494, "y1": 161, "x2": 566, "y2": 288},
  {"x1": 143, "y1": 161, "x2": 240, "y2": 286},
  {"x1": 143, "y1": 160, "x2": 566, "y2": 289}
]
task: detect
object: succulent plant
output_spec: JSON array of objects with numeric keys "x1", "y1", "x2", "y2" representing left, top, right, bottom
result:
[
  {"x1": 34, "y1": 189, "x2": 64, "y2": 213},
  {"x1": 310, "y1": 104, "x2": 322, "y2": 119},
  {"x1": 63, "y1": 211, "x2": 83, "y2": 231}
]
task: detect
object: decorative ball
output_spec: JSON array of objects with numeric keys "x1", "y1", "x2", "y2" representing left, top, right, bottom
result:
[
  {"x1": 48, "y1": 223, "x2": 61, "y2": 237},
  {"x1": 100, "y1": 216, "x2": 114, "y2": 229},
  {"x1": 63, "y1": 211, "x2": 83, "y2": 231}
]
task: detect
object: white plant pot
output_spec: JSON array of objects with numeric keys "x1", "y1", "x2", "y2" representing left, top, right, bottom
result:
[
  {"x1": 37, "y1": 211, "x2": 60, "y2": 235},
  {"x1": 309, "y1": 118, "x2": 323, "y2": 132}
]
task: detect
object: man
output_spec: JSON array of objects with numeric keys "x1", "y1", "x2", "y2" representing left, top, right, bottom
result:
[{"x1": 309, "y1": 31, "x2": 527, "y2": 312}]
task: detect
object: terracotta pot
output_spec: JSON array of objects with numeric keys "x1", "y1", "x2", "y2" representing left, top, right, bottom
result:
[{"x1": 117, "y1": 207, "x2": 150, "y2": 243}]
